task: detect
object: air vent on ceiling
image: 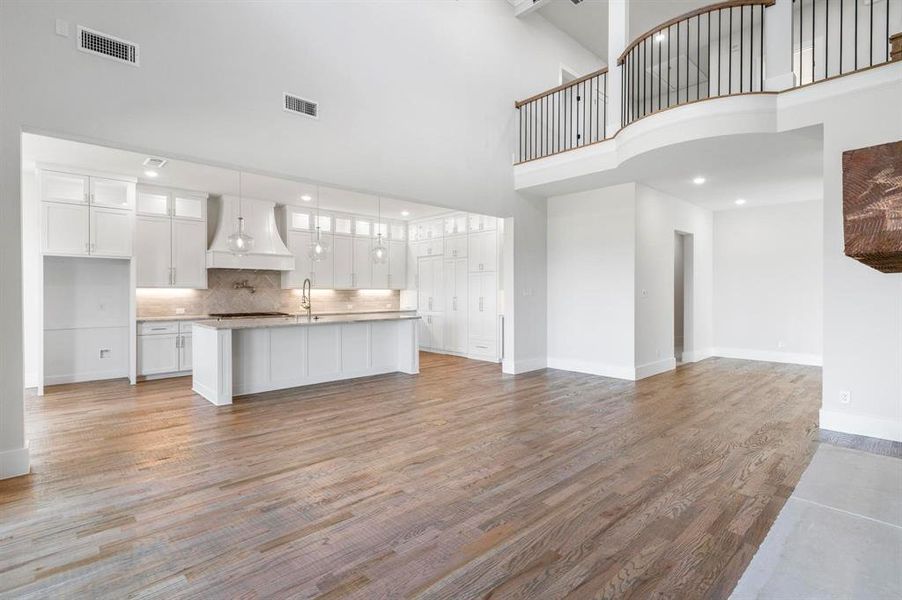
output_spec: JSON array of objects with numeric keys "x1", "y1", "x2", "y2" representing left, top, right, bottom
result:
[
  {"x1": 143, "y1": 157, "x2": 168, "y2": 168},
  {"x1": 283, "y1": 93, "x2": 318, "y2": 119},
  {"x1": 77, "y1": 26, "x2": 139, "y2": 66}
]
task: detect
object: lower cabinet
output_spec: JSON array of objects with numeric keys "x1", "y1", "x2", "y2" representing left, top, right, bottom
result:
[
  {"x1": 137, "y1": 321, "x2": 194, "y2": 377},
  {"x1": 418, "y1": 313, "x2": 444, "y2": 351},
  {"x1": 468, "y1": 272, "x2": 498, "y2": 361}
]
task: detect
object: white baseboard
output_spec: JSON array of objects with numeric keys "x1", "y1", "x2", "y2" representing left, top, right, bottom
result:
[
  {"x1": 43, "y1": 370, "x2": 129, "y2": 386},
  {"x1": 635, "y1": 357, "x2": 676, "y2": 380},
  {"x1": 503, "y1": 356, "x2": 546, "y2": 374},
  {"x1": 546, "y1": 357, "x2": 635, "y2": 381},
  {"x1": 24, "y1": 371, "x2": 38, "y2": 389},
  {"x1": 0, "y1": 442, "x2": 30, "y2": 480},
  {"x1": 682, "y1": 348, "x2": 713, "y2": 363},
  {"x1": 820, "y1": 409, "x2": 902, "y2": 442},
  {"x1": 712, "y1": 347, "x2": 822, "y2": 367}
]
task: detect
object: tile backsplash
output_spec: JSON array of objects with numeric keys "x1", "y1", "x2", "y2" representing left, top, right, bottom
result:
[{"x1": 137, "y1": 269, "x2": 400, "y2": 317}]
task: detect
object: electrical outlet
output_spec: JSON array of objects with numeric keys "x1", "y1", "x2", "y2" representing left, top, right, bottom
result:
[
  {"x1": 839, "y1": 390, "x2": 851, "y2": 405},
  {"x1": 777, "y1": 340, "x2": 785, "y2": 349},
  {"x1": 99, "y1": 349, "x2": 111, "y2": 359},
  {"x1": 175, "y1": 307, "x2": 186, "y2": 315},
  {"x1": 55, "y1": 19, "x2": 69, "y2": 37}
]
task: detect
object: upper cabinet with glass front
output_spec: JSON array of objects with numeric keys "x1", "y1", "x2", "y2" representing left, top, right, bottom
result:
[{"x1": 136, "y1": 185, "x2": 205, "y2": 220}]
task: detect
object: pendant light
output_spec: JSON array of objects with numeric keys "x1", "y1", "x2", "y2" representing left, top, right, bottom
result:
[
  {"x1": 308, "y1": 186, "x2": 330, "y2": 262},
  {"x1": 371, "y1": 196, "x2": 388, "y2": 265},
  {"x1": 227, "y1": 171, "x2": 254, "y2": 255}
]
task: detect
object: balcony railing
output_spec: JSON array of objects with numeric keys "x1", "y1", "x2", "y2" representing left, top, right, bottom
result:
[
  {"x1": 514, "y1": 0, "x2": 901, "y2": 164},
  {"x1": 793, "y1": 0, "x2": 900, "y2": 86},
  {"x1": 514, "y1": 67, "x2": 608, "y2": 163},
  {"x1": 618, "y1": 0, "x2": 772, "y2": 128}
]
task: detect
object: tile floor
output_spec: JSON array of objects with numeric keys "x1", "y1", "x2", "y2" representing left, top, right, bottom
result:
[{"x1": 731, "y1": 442, "x2": 902, "y2": 599}]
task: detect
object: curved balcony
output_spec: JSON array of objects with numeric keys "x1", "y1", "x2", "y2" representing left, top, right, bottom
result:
[
  {"x1": 514, "y1": 0, "x2": 901, "y2": 165},
  {"x1": 619, "y1": 0, "x2": 772, "y2": 128}
]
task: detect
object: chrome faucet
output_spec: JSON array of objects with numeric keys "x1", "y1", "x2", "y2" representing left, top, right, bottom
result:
[{"x1": 301, "y1": 278, "x2": 312, "y2": 319}]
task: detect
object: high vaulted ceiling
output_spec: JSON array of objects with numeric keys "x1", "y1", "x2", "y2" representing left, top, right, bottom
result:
[{"x1": 528, "y1": 0, "x2": 714, "y2": 64}]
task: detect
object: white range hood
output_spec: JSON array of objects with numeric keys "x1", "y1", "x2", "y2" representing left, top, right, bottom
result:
[{"x1": 207, "y1": 195, "x2": 294, "y2": 271}]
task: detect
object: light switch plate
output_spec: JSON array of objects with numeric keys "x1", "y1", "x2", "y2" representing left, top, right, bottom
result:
[{"x1": 55, "y1": 19, "x2": 69, "y2": 37}]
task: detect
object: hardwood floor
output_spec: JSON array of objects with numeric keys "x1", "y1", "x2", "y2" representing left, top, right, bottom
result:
[{"x1": 0, "y1": 353, "x2": 821, "y2": 599}]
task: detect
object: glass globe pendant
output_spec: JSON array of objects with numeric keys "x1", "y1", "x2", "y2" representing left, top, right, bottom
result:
[
  {"x1": 227, "y1": 172, "x2": 254, "y2": 255},
  {"x1": 371, "y1": 196, "x2": 387, "y2": 264},
  {"x1": 371, "y1": 233, "x2": 388, "y2": 264},
  {"x1": 309, "y1": 225, "x2": 330, "y2": 262},
  {"x1": 308, "y1": 187, "x2": 330, "y2": 262}
]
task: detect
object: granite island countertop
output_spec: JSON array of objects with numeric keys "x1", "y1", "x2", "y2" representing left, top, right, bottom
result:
[
  {"x1": 137, "y1": 310, "x2": 416, "y2": 323},
  {"x1": 192, "y1": 312, "x2": 421, "y2": 330}
]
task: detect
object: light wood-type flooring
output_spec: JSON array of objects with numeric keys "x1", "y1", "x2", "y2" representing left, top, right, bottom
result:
[{"x1": 0, "y1": 353, "x2": 821, "y2": 599}]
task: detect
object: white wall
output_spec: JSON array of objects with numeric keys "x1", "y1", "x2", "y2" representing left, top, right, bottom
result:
[
  {"x1": 634, "y1": 184, "x2": 714, "y2": 376},
  {"x1": 0, "y1": 0, "x2": 602, "y2": 477},
  {"x1": 777, "y1": 72, "x2": 902, "y2": 441},
  {"x1": 21, "y1": 169, "x2": 40, "y2": 388},
  {"x1": 713, "y1": 200, "x2": 823, "y2": 365},
  {"x1": 43, "y1": 257, "x2": 131, "y2": 384},
  {"x1": 547, "y1": 183, "x2": 636, "y2": 379}
]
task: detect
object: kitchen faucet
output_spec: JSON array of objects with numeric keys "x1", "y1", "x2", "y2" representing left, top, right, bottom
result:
[{"x1": 301, "y1": 278, "x2": 312, "y2": 319}]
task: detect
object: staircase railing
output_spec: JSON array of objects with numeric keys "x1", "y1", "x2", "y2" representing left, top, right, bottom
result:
[
  {"x1": 514, "y1": 67, "x2": 608, "y2": 164},
  {"x1": 618, "y1": 0, "x2": 773, "y2": 128}
]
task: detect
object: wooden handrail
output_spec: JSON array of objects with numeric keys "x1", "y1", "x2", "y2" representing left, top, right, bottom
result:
[
  {"x1": 514, "y1": 66, "x2": 608, "y2": 109},
  {"x1": 617, "y1": 0, "x2": 775, "y2": 65}
]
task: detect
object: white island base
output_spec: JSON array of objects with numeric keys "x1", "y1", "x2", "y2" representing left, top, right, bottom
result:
[{"x1": 192, "y1": 316, "x2": 419, "y2": 406}]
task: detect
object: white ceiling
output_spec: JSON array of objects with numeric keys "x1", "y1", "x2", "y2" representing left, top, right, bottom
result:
[
  {"x1": 538, "y1": 0, "x2": 609, "y2": 61},
  {"x1": 638, "y1": 127, "x2": 823, "y2": 211},
  {"x1": 21, "y1": 134, "x2": 450, "y2": 221},
  {"x1": 535, "y1": 0, "x2": 713, "y2": 64}
]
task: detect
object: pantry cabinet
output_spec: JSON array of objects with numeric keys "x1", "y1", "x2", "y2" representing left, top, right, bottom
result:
[
  {"x1": 134, "y1": 185, "x2": 207, "y2": 288},
  {"x1": 468, "y1": 230, "x2": 497, "y2": 273},
  {"x1": 443, "y1": 258, "x2": 468, "y2": 354},
  {"x1": 468, "y1": 271, "x2": 498, "y2": 360}
]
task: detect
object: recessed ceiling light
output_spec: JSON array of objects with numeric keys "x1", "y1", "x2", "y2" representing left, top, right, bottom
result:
[
  {"x1": 735, "y1": 198, "x2": 747, "y2": 205},
  {"x1": 401, "y1": 210, "x2": 410, "y2": 217},
  {"x1": 301, "y1": 194, "x2": 312, "y2": 202},
  {"x1": 654, "y1": 32, "x2": 667, "y2": 43},
  {"x1": 693, "y1": 176, "x2": 706, "y2": 185},
  {"x1": 143, "y1": 157, "x2": 167, "y2": 168},
  {"x1": 144, "y1": 170, "x2": 158, "y2": 178}
]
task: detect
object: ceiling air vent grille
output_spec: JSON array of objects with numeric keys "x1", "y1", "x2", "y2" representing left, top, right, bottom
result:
[
  {"x1": 283, "y1": 93, "x2": 318, "y2": 119},
  {"x1": 77, "y1": 26, "x2": 139, "y2": 66}
]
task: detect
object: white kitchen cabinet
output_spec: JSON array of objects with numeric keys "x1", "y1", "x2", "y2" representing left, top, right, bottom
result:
[
  {"x1": 313, "y1": 241, "x2": 335, "y2": 289},
  {"x1": 443, "y1": 258, "x2": 468, "y2": 354},
  {"x1": 389, "y1": 240, "x2": 407, "y2": 290},
  {"x1": 91, "y1": 177, "x2": 134, "y2": 210},
  {"x1": 90, "y1": 206, "x2": 133, "y2": 258},
  {"x1": 333, "y1": 236, "x2": 354, "y2": 289},
  {"x1": 172, "y1": 219, "x2": 207, "y2": 287},
  {"x1": 468, "y1": 271, "x2": 498, "y2": 360},
  {"x1": 136, "y1": 188, "x2": 170, "y2": 216},
  {"x1": 417, "y1": 256, "x2": 444, "y2": 313},
  {"x1": 469, "y1": 213, "x2": 497, "y2": 232},
  {"x1": 136, "y1": 216, "x2": 172, "y2": 286},
  {"x1": 41, "y1": 171, "x2": 88, "y2": 205},
  {"x1": 444, "y1": 235, "x2": 467, "y2": 259},
  {"x1": 171, "y1": 192, "x2": 205, "y2": 220},
  {"x1": 419, "y1": 313, "x2": 444, "y2": 351},
  {"x1": 414, "y1": 237, "x2": 443, "y2": 258},
  {"x1": 468, "y1": 230, "x2": 497, "y2": 273},
  {"x1": 42, "y1": 202, "x2": 90, "y2": 256},
  {"x1": 444, "y1": 213, "x2": 468, "y2": 236},
  {"x1": 353, "y1": 237, "x2": 373, "y2": 289},
  {"x1": 137, "y1": 333, "x2": 180, "y2": 375},
  {"x1": 137, "y1": 321, "x2": 194, "y2": 377},
  {"x1": 178, "y1": 333, "x2": 193, "y2": 371},
  {"x1": 135, "y1": 185, "x2": 207, "y2": 288}
]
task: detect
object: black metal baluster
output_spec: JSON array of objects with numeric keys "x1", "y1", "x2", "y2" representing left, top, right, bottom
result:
[
  {"x1": 840, "y1": 0, "x2": 844, "y2": 74},
  {"x1": 740, "y1": 5, "x2": 745, "y2": 93},
  {"x1": 697, "y1": 15, "x2": 701, "y2": 101},
  {"x1": 718, "y1": 10, "x2": 723, "y2": 96},
  {"x1": 826, "y1": 0, "x2": 830, "y2": 78},
  {"x1": 677, "y1": 20, "x2": 681, "y2": 103},
  {"x1": 760, "y1": 5, "x2": 764, "y2": 90},
  {"x1": 812, "y1": 0, "x2": 816, "y2": 82},
  {"x1": 855, "y1": 0, "x2": 858, "y2": 71},
  {"x1": 870, "y1": 0, "x2": 874, "y2": 66},
  {"x1": 603, "y1": 73, "x2": 607, "y2": 138},
  {"x1": 886, "y1": 0, "x2": 890, "y2": 63},
  {"x1": 729, "y1": 7, "x2": 733, "y2": 94}
]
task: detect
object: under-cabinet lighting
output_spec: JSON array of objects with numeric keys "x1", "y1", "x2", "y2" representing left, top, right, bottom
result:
[
  {"x1": 301, "y1": 195, "x2": 312, "y2": 202},
  {"x1": 144, "y1": 170, "x2": 158, "y2": 178}
]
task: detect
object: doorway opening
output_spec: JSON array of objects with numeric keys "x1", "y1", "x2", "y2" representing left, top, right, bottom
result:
[{"x1": 674, "y1": 231, "x2": 693, "y2": 364}]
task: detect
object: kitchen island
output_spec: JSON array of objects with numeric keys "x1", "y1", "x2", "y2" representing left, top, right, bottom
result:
[{"x1": 192, "y1": 313, "x2": 420, "y2": 405}]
